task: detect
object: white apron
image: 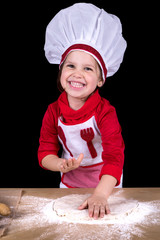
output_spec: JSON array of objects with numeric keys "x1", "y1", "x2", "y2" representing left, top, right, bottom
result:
[{"x1": 58, "y1": 115, "x2": 122, "y2": 188}]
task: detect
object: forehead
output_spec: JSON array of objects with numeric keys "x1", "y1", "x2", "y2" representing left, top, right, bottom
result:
[{"x1": 65, "y1": 50, "x2": 98, "y2": 66}]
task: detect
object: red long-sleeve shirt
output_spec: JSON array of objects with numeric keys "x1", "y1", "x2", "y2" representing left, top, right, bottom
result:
[{"x1": 38, "y1": 90, "x2": 124, "y2": 187}]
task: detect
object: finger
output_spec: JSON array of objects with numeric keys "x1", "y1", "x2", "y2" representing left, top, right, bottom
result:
[
  {"x1": 105, "y1": 204, "x2": 110, "y2": 214},
  {"x1": 100, "y1": 205, "x2": 105, "y2": 218},
  {"x1": 62, "y1": 159, "x2": 67, "y2": 169},
  {"x1": 93, "y1": 205, "x2": 100, "y2": 219},
  {"x1": 76, "y1": 153, "x2": 84, "y2": 165},
  {"x1": 60, "y1": 164, "x2": 64, "y2": 171},
  {"x1": 60, "y1": 164, "x2": 66, "y2": 172},
  {"x1": 67, "y1": 158, "x2": 73, "y2": 168},
  {"x1": 71, "y1": 158, "x2": 76, "y2": 167},
  {"x1": 88, "y1": 204, "x2": 94, "y2": 218},
  {"x1": 78, "y1": 200, "x2": 88, "y2": 210}
]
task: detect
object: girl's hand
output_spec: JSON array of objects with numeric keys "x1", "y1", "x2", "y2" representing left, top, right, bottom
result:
[
  {"x1": 78, "y1": 193, "x2": 110, "y2": 219},
  {"x1": 58, "y1": 153, "x2": 84, "y2": 173}
]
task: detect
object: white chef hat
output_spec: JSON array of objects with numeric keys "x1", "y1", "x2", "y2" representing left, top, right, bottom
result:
[{"x1": 44, "y1": 3, "x2": 127, "y2": 81}]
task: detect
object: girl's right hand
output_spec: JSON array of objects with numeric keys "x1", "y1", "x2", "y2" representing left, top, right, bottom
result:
[{"x1": 58, "y1": 153, "x2": 84, "y2": 173}]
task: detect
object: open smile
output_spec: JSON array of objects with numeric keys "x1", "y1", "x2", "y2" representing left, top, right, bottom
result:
[{"x1": 68, "y1": 81, "x2": 86, "y2": 89}]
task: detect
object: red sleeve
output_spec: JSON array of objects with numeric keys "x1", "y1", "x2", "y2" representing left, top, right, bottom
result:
[
  {"x1": 96, "y1": 98, "x2": 125, "y2": 186},
  {"x1": 38, "y1": 102, "x2": 60, "y2": 169}
]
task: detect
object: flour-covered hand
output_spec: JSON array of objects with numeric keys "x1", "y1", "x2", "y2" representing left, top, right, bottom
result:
[
  {"x1": 78, "y1": 193, "x2": 110, "y2": 219},
  {"x1": 60, "y1": 153, "x2": 83, "y2": 173}
]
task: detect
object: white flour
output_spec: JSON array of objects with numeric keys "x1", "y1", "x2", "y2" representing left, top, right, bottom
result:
[
  {"x1": 8, "y1": 194, "x2": 160, "y2": 240},
  {"x1": 53, "y1": 194, "x2": 139, "y2": 222}
]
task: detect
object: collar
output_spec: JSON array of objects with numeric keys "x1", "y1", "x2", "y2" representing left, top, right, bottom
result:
[{"x1": 58, "y1": 90, "x2": 101, "y2": 123}]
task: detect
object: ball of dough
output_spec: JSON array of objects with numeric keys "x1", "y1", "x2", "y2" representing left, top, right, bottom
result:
[{"x1": 0, "y1": 203, "x2": 11, "y2": 216}]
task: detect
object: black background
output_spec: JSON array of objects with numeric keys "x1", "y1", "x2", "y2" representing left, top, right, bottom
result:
[{"x1": 1, "y1": 1, "x2": 159, "y2": 188}]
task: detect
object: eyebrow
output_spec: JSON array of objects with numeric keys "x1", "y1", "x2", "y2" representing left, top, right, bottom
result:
[{"x1": 65, "y1": 60, "x2": 95, "y2": 68}]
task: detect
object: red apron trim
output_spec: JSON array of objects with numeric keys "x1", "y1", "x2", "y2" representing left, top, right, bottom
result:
[
  {"x1": 61, "y1": 174, "x2": 75, "y2": 188},
  {"x1": 81, "y1": 162, "x2": 103, "y2": 168}
]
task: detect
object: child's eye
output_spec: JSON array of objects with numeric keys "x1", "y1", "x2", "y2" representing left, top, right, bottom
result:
[
  {"x1": 84, "y1": 67, "x2": 93, "y2": 71},
  {"x1": 67, "y1": 64, "x2": 75, "y2": 69}
]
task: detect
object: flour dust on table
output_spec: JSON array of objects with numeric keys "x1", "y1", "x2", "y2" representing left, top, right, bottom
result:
[
  {"x1": 53, "y1": 194, "x2": 139, "y2": 223},
  {"x1": 7, "y1": 194, "x2": 160, "y2": 240}
]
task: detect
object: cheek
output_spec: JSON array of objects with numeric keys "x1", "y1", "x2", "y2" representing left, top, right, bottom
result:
[
  {"x1": 60, "y1": 71, "x2": 68, "y2": 87},
  {"x1": 87, "y1": 74, "x2": 99, "y2": 86}
]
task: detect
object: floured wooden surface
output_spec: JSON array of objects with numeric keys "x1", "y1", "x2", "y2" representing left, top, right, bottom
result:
[
  {"x1": 0, "y1": 188, "x2": 160, "y2": 240},
  {"x1": 0, "y1": 189, "x2": 22, "y2": 237}
]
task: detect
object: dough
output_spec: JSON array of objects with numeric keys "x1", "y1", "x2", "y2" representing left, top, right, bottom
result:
[
  {"x1": 53, "y1": 194, "x2": 139, "y2": 222},
  {"x1": 0, "y1": 203, "x2": 11, "y2": 216}
]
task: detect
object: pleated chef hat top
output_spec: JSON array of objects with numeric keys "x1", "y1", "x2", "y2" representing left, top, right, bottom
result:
[{"x1": 44, "y1": 3, "x2": 127, "y2": 81}]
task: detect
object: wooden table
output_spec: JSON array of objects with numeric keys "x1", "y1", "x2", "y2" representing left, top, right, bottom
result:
[{"x1": 0, "y1": 188, "x2": 160, "y2": 240}]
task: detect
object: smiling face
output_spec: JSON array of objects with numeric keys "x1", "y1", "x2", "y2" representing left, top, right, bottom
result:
[{"x1": 60, "y1": 51, "x2": 103, "y2": 108}]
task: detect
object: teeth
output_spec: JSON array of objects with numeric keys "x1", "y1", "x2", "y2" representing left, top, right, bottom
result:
[{"x1": 70, "y1": 81, "x2": 84, "y2": 88}]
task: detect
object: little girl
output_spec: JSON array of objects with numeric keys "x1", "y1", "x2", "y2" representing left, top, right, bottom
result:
[{"x1": 38, "y1": 3, "x2": 127, "y2": 219}]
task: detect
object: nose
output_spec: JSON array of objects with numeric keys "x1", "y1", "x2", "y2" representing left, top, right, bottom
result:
[{"x1": 72, "y1": 69, "x2": 83, "y2": 79}]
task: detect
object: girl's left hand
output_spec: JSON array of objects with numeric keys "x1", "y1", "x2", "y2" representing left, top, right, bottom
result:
[
  {"x1": 60, "y1": 153, "x2": 84, "y2": 173},
  {"x1": 78, "y1": 193, "x2": 110, "y2": 219}
]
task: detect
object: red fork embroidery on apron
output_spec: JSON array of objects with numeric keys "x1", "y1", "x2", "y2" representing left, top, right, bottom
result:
[
  {"x1": 58, "y1": 126, "x2": 73, "y2": 157},
  {"x1": 80, "y1": 127, "x2": 97, "y2": 158}
]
